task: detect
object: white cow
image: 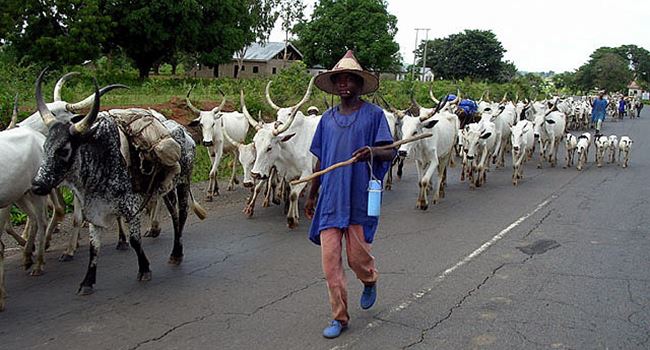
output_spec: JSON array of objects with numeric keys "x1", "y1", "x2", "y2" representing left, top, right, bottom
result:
[
  {"x1": 564, "y1": 133, "x2": 578, "y2": 168},
  {"x1": 186, "y1": 87, "x2": 249, "y2": 201},
  {"x1": 510, "y1": 119, "x2": 534, "y2": 186},
  {"x1": 398, "y1": 101, "x2": 457, "y2": 209},
  {"x1": 245, "y1": 77, "x2": 316, "y2": 228},
  {"x1": 607, "y1": 135, "x2": 618, "y2": 164},
  {"x1": 576, "y1": 133, "x2": 591, "y2": 171},
  {"x1": 534, "y1": 106, "x2": 566, "y2": 168},
  {"x1": 463, "y1": 119, "x2": 497, "y2": 188},
  {"x1": 594, "y1": 134, "x2": 610, "y2": 168},
  {"x1": 618, "y1": 136, "x2": 633, "y2": 168},
  {"x1": 490, "y1": 101, "x2": 518, "y2": 168}
]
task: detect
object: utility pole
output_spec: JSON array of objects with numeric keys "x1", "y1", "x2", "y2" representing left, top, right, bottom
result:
[
  {"x1": 420, "y1": 28, "x2": 430, "y2": 82},
  {"x1": 412, "y1": 28, "x2": 430, "y2": 81}
]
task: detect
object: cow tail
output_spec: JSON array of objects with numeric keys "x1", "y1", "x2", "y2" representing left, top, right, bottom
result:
[{"x1": 189, "y1": 188, "x2": 208, "y2": 220}]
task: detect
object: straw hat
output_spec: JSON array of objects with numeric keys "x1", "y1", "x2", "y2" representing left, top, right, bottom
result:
[{"x1": 315, "y1": 50, "x2": 379, "y2": 96}]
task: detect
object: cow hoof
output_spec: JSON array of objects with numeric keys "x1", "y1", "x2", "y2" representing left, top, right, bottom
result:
[
  {"x1": 385, "y1": 184, "x2": 392, "y2": 191},
  {"x1": 537, "y1": 164, "x2": 542, "y2": 169},
  {"x1": 243, "y1": 206, "x2": 254, "y2": 218},
  {"x1": 115, "y1": 241, "x2": 130, "y2": 250},
  {"x1": 287, "y1": 218, "x2": 299, "y2": 229},
  {"x1": 23, "y1": 259, "x2": 33, "y2": 271},
  {"x1": 562, "y1": 166, "x2": 567, "y2": 169},
  {"x1": 144, "y1": 227, "x2": 161, "y2": 238},
  {"x1": 59, "y1": 254, "x2": 74, "y2": 262},
  {"x1": 205, "y1": 195, "x2": 213, "y2": 202},
  {"x1": 78, "y1": 286, "x2": 95, "y2": 296},
  {"x1": 30, "y1": 268, "x2": 44, "y2": 277},
  {"x1": 227, "y1": 185, "x2": 235, "y2": 191},
  {"x1": 168, "y1": 255, "x2": 183, "y2": 265},
  {"x1": 137, "y1": 271, "x2": 152, "y2": 281},
  {"x1": 262, "y1": 199, "x2": 270, "y2": 208},
  {"x1": 272, "y1": 198, "x2": 281, "y2": 205}
]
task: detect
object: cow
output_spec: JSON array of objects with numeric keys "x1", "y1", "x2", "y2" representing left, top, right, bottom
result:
[
  {"x1": 398, "y1": 97, "x2": 457, "y2": 209},
  {"x1": 576, "y1": 133, "x2": 591, "y2": 171},
  {"x1": 607, "y1": 135, "x2": 618, "y2": 164},
  {"x1": 245, "y1": 77, "x2": 316, "y2": 228},
  {"x1": 534, "y1": 101, "x2": 566, "y2": 168},
  {"x1": 618, "y1": 136, "x2": 633, "y2": 168},
  {"x1": 463, "y1": 119, "x2": 497, "y2": 189},
  {"x1": 186, "y1": 87, "x2": 249, "y2": 201},
  {"x1": 509, "y1": 119, "x2": 534, "y2": 186},
  {"x1": 564, "y1": 133, "x2": 578, "y2": 168},
  {"x1": 594, "y1": 134, "x2": 609, "y2": 168},
  {"x1": 31, "y1": 70, "x2": 204, "y2": 295}
]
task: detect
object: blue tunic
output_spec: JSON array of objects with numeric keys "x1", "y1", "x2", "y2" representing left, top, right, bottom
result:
[
  {"x1": 618, "y1": 100, "x2": 626, "y2": 112},
  {"x1": 308, "y1": 102, "x2": 393, "y2": 245},
  {"x1": 591, "y1": 98, "x2": 608, "y2": 122}
]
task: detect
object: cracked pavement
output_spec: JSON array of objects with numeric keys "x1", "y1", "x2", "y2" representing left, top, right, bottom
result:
[{"x1": 1, "y1": 109, "x2": 649, "y2": 349}]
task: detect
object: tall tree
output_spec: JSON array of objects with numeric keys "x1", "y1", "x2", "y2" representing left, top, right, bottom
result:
[
  {"x1": 233, "y1": 0, "x2": 280, "y2": 78},
  {"x1": 294, "y1": 0, "x2": 400, "y2": 72},
  {"x1": 3, "y1": 0, "x2": 113, "y2": 68},
  {"x1": 574, "y1": 46, "x2": 635, "y2": 93},
  {"x1": 279, "y1": 0, "x2": 305, "y2": 62},
  {"x1": 416, "y1": 29, "x2": 507, "y2": 81}
]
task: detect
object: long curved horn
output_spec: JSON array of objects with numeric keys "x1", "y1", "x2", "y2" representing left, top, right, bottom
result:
[
  {"x1": 70, "y1": 79, "x2": 100, "y2": 135},
  {"x1": 211, "y1": 87, "x2": 227, "y2": 114},
  {"x1": 222, "y1": 125, "x2": 242, "y2": 147},
  {"x1": 411, "y1": 94, "x2": 422, "y2": 111},
  {"x1": 274, "y1": 76, "x2": 315, "y2": 136},
  {"x1": 185, "y1": 85, "x2": 202, "y2": 116},
  {"x1": 500, "y1": 92, "x2": 508, "y2": 103},
  {"x1": 265, "y1": 80, "x2": 282, "y2": 111},
  {"x1": 240, "y1": 90, "x2": 261, "y2": 129},
  {"x1": 65, "y1": 84, "x2": 129, "y2": 113},
  {"x1": 53, "y1": 72, "x2": 80, "y2": 102},
  {"x1": 514, "y1": 92, "x2": 519, "y2": 103},
  {"x1": 450, "y1": 89, "x2": 461, "y2": 105},
  {"x1": 428, "y1": 85, "x2": 440, "y2": 104},
  {"x1": 423, "y1": 94, "x2": 449, "y2": 120},
  {"x1": 478, "y1": 90, "x2": 486, "y2": 103},
  {"x1": 7, "y1": 93, "x2": 19, "y2": 129},
  {"x1": 35, "y1": 68, "x2": 58, "y2": 128}
]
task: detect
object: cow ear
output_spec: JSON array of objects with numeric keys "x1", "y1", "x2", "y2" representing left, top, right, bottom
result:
[
  {"x1": 188, "y1": 118, "x2": 201, "y2": 127},
  {"x1": 464, "y1": 125, "x2": 470, "y2": 132},
  {"x1": 280, "y1": 133, "x2": 296, "y2": 142},
  {"x1": 423, "y1": 120, "x2": 439, "y2": 129},
  {"x1": 480, "y1": 132, "x2": 492, "y2": 139},
  {"x1": 70, "y1": 114, "x2": 84, "y2": 124}
]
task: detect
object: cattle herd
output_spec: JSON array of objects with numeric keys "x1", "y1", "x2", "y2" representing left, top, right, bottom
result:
[{"x1": 0, "y1": 71, "x2": 641, "y2": 311}]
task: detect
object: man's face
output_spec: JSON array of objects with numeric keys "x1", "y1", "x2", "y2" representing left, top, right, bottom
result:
[{"x1": 332, "y1": 73, "x2": 362, "y2": 98}]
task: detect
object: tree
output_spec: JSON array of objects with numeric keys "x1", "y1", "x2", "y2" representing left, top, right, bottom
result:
[
  {"x1": 294, "y1": 0, "x2": 400, "y2": 72},
  {"x1": 279, "y1": 0, "x2": 305, "y2": 62},
  {"x1": 574, "y1": 46, "x2": 634, "y2": 93},
  {"x1": 416, "y1": 29, "x2": 507, "y2": 81},
  {"x1": 3, "y1": 0, "x2": 113, "y2": 68},
  {"x1": 233, "y1": 0, "x2": 280, "y2": 78},
  {"x1": 552, "y1": 71, "x2": 577, "y2": 93}
]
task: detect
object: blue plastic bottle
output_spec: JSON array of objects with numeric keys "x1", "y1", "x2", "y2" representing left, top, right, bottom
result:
[{"x1": 367, "y1": 180, "x2": 382, "y2": 217}]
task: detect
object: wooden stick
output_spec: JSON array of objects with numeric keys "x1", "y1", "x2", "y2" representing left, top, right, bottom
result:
[{"x1": 291, "y1": 133, "x2": 432, "y2": 185}]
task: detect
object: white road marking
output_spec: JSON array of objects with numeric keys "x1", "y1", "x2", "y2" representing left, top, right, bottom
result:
[{"x1": 331, "y1": 195, "x2": 555, "y2": 350}]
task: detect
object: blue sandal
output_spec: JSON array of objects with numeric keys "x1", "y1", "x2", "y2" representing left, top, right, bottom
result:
[{"x1": 323, "y1": 320, "x2": 347, "y2": 338}]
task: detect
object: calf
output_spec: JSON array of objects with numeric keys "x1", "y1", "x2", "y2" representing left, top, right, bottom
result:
[
  {"x1": 564, "y1": 133, "x2": 578, "y2": 168},
  {"x1": 576, "y1": 133, "x2": 591, "y2": 171},
  {"x1": 31, "y1": 71, "x2": 202, "y2": 295},
  {"x1": 607, "y1": 135, "x2": 618, "y2": 164},
  {"x1": 594, "y1": 134, "x2": 609, "y2": 167},
  {"x1": 618, "y1": 136, "x2": 633, "y2": 168},
  {"x1": 510, "y1": 120, "x2": 534, "y2": 186},
  {"x1": 464, "y1": 120, "x2": 497, "y2": 188}
]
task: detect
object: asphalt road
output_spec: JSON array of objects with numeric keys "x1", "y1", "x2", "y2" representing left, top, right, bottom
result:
[{"x1": 1, "y1": 110, "x2": 649, "y2": 350}]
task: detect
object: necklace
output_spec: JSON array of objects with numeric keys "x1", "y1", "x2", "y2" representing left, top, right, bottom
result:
[{"x1": 332, "y1": 104, "x2": 362, "y2": 128}]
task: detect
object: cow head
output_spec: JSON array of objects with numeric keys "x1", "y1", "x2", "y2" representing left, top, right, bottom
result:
[
  {"x1": 186, "y1": 86, "x2": 227, "y2": 147},
  {"x1": 397, "y1": 99, "x2": 448, "y2": 158},
  {"x1": 266, "y1": 77, "x2": 315, "y2": 124},
  {"x1": 510, "y1": 121, "x2": 531, "y2": 154},
  {"x1": 464, "y1": 123, "x2": 492, "y2": 160},
  {"x1": 32, "y1": 69, "x2": 101, "y2": 195}
]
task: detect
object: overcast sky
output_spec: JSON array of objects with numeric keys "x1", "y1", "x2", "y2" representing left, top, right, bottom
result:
[{"x1": 270, "y1": 0, "x2": 650, "y2": 73}]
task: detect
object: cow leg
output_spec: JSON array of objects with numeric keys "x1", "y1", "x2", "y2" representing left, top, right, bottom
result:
[
  {"x1": 263, "y1": 168, "x2": 277, "y2": 207},
  {"x1": 418, "y1": 159, "x2": 437, "y2": 210},
  {"x1": 227, "y1": 150, "x2": 239, "y2": 191},
  {"x1": 45, "y1": 189, "x2": 66, "y2": 250},
  {"x1": 432, "y1": 159, "x2": 447, "y2": 204},
  {"x1": 4, "y1": 221, "x2": 26, "y2": 247},
  {"x1": 206, "y1": 147, "x2": 221, "y2": 201},
  {"x1": 78, "y1": 224, "x2": 103, "y2": 295},
  {"x1": 17, "y1": 194, "x2": 48, "y2": 276},
  {"x1": 126, "y1": 215, "x2": 151, "y2": 282},
  {"x1": 0, "y1": 208, "x2": 8, "y2": 311},
  {"x1": 164, "y1": 187, "x2": 185, "y2": 265},
  {"x1": 244, "y1": 181, "x2": 265, "y2": 217},
  {"x1": 396, "y1": 157, "x2": 405, "y2": 180},
  {"x1": 143, "y1": 197, "x2": 162, "y2": 238},
  {"x1": 61, "y1": 196, "x2": 83, "y2": 262},
  {"x1": 287, "y1": 182, "x2": 307, "y2": 229},
  {"x1": 385, "y1": 163, "x2": 394, "y2": 191}
]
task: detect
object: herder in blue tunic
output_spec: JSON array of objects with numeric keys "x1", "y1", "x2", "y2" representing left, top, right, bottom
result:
[
  {"x1": 590, "y1": 90, "x2": 609, "y2": 134},
  {"x1": 304, "y1": 50, "x2": 395, "y2": 339}
]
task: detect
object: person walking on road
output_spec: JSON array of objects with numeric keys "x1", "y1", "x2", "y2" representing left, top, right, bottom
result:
[
  {"x1": 305, "y1": 50, "x2": 395, "y2": 339},
  {"x1": 591, "y1": 90, "x2": 608, "y2": 134},
  {"x1": 618, "y1": 96, "x2": 626, "y2": 119}
]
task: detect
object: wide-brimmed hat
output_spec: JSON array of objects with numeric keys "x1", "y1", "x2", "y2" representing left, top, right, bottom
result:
[{"x1": 315, "y1": 50, "x2": 379, "y2": 96}]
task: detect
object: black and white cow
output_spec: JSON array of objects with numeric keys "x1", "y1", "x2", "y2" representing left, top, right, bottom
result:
[{"x1": 31, "y1": 70, "x2": 201, "y2": 295}]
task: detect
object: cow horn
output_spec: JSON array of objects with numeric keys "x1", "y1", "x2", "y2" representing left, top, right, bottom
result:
[
  {"x1": 423, "y1": 94, "x2": 449, "y2": 120},
  {"x1": 451, "y1": 89, "x2": 461, "y2": 105},
  {"x1": 500, "y1": 92, "x2": 508, "y2": 103},
  {"x1": 411, "y1": 94, "x2": 422, "y2": 110},
  {"x1": 70, "y1": 78, "x2": 100, "y2": 135},
  {"x1": 211, "y1": 86, "x2": 227, "y2": 114},
  {"x1": 53, "y1": 72, "x2": 80, "y2": 102},
  {"x1": 7, "y1": 93, "x2": 19, "y2": 130},
  {"x1": 240, "y1": 90, "x2": 262, "y2": 130},
  {"x1": 35, "y1": 68, "x2": 58, "y2": 128},
  {"x1": 185, "y1": 85, "x2": 202, "y2": 117},
  {"x1": 478, "y1": 91, "x2": 486, "y2": 103},
  {"x1": 65, "y1": 84, "x2": 128, "y2": 113},
  {"x1": 274, "y1": 76, "x2": 315, "y2": 136},
  {"x1": 428, "y1": 85, "x2": 440, "y2": 104},
  {"x1": 265, "y1": 80, "x2": 282, "y2": 111},
  {"x1": 222, "y1": 125, "x2": 242, "y2": 147}
]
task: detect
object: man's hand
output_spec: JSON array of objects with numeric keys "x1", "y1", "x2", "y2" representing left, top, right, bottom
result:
[
  {"x1": 305, "y1": 197, "x2": 316, "y2": 219},
  {"x1": 352, "y1": 146, "x2": 373, "y2": 161}
]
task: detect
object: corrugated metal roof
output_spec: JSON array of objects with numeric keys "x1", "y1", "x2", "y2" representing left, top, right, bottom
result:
[{"x1": 233, "y1": 42, "x2": 303, "y2": 62}]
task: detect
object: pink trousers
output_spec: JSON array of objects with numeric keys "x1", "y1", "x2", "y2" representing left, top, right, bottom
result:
[{"x1": 320, "y1": 225, "x2": 378, "y2": 324}]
